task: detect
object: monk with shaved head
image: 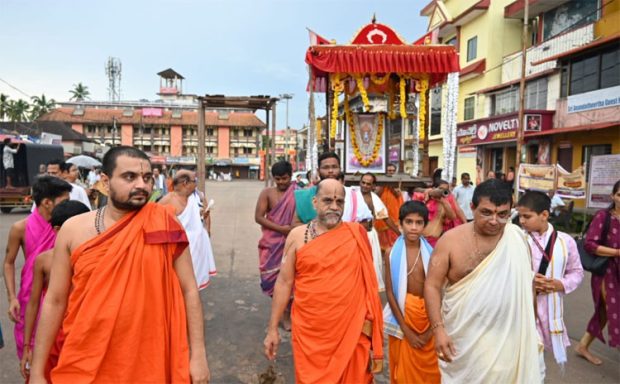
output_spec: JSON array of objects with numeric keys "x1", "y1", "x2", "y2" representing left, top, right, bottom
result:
[
  {"x1": 159, "y1": 169, "x2": 217, "y2": 290},
  {"x1": 264, "y1": 179, "x2": 384, "y2": 383}
]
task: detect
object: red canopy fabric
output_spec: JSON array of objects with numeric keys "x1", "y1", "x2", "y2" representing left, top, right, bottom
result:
[{"x1": 306, "y1": 44, "x2": 460, "y2": 90}]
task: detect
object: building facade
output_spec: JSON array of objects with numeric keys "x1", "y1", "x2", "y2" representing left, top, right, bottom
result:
[{"x1": 421, "y1": 0, "x2": 619, "y2": 192}]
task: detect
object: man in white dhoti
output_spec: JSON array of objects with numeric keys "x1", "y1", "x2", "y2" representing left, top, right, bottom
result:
[
  {"x1": 159, "y1": 170, "x2": 216, "y2": 290},
  {"x1": 355, "y1": 173, "x2": 398, "y2": 292},
  {"x1": 424, "y1": 179, "x2": 542, "y2": 383}
]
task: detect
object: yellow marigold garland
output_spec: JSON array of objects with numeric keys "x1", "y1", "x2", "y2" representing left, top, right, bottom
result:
[
  {"x1": 348, "y1": 111, "x2": 384, "y2": 168},
  {"x1": 370, "y1": 73, "x2": 390, "y2": 85},
  {"x1": 416, "y1": 76, "x2": 429, "y2": 141},
  {"x1": 388, "y1": 87, "x2": 396, "y2": 120},
  {"x1": 354, "y1": 75, "x2": 370, "y2": 112},
  {"x1": 399, "y1": 76, "x2": 407, "y2": 119},
  {"x1": 330, "y1": 73, "x2": 344, "y2": 139}
]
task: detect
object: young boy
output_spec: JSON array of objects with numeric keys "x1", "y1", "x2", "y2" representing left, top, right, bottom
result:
[
  {"x1": 384, "y1": 201, "x2": 440, "y2": 384},
  {"x1": 517, "y1": 191, "x2": 584, "y2": 366},
  {"x1": 20, "y1": 200, "x2": 91, "y2": 380}
]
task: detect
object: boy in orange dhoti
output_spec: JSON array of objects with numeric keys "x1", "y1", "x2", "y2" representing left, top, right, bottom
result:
[
  {"x1": 29, "y1": 147, "x2": 209, "y2": 384},
  {"x1": 384, "y1": 201, "x2": 440, "y2": 384},
  {"x1": 264, "y1": 179, "x2": 384, "y2": 383}
]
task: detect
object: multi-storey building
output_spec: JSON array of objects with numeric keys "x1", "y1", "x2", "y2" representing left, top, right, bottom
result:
[
  {"x1": 421, "y1": 0, "x2": 619, "y2": 187},
  {"x1": 37, "y1": 69, "x2": 267, "y2": 178}
]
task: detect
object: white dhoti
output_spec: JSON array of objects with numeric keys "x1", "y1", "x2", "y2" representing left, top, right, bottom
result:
[
  {"x1": 178, "y1": 192, "x2": 217, "y2": 290},
  {"x1": 367, "y1": 227, "x2": 385, "y2": 292},
  {"x1": 440, "y1": 223, "x2": 542, "y2": 383}
]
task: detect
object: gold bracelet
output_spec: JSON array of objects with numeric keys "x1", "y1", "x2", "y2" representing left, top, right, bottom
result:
[{"x1": 430, "y1": 321, "x2": 444, "y2": 331}]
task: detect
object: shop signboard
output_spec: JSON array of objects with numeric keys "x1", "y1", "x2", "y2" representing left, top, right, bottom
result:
[
  {"x1": 567, "y1": 85, "x2": 620, "y2": 114},
  {"x1": 457, "y1": 111, "x2": 554, "y2": 146},
  {"x1": 587, "y1": 154, "x2": 620, "y2": 209},
  {"x1": 517, "y1": 163, "x2": 556, "y2": 193},
  {"x1": 556, "y1": 164, "x2": 586, "y2": 199}
]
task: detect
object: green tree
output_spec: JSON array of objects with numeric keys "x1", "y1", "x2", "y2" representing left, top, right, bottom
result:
[
  {"x1": 6, "y1": 99, "x2": 30, "y2": 122},
  {"x1": 69, "y1": 82, "x2": 90, "y2": 101},
  {"x1": 30, "y1": 94, "x2": 56, "y2": 120},
  {"x1": 0, "y1": 93, "x2": 9, "y2": 121}
]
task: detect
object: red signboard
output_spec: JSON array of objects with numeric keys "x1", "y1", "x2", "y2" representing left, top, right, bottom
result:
[{"x1": 456, "y1": 110, "x2": 554, "y2": 146}]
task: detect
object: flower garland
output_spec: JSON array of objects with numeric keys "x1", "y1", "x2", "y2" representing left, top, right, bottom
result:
[
  {"x1": 370, "y1": 73, "x2": 390, "y2": 85},
  {"x1": 399, "y1": 76, "x2": 407, "y2": 118},
  {"x1": 354, "y1": 74, "x2": 370, "y2": 112},
  {"x1": 347, "y1": 110, "x2": 384, "y2": 168},
  {"x1": 330, "y1": 73, "x2": 344, "y2": 139},
  {"x1": 388, "y1": 87, "x2": 396, "y2": 120},
  {"x1": 415, "y1": 76, "x2": 429, "y2": 140}
]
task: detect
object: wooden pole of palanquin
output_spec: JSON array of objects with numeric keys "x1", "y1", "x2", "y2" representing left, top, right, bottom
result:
[
  {"x1": 197, "y1": 97, "x2": 206, "y2": 193},
  {"x1": 515, "y1": 1, "x2": 529, "y2": 200}
]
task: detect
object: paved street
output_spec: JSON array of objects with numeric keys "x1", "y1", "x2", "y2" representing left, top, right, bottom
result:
[{"x1": 0, "y1": 180, "x2": 618, "y2": 383}]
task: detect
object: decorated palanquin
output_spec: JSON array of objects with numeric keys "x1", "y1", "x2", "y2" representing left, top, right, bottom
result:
[{"x1": 305, "y1": 19, "x2": 460, "y2": 178}]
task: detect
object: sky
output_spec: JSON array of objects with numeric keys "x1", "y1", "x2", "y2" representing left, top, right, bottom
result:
[{"x1": 0, "y1": 0, "x2": 428, "y2": 130}]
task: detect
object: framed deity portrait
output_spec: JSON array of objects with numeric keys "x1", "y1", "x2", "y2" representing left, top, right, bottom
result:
[{"x1": 344, "y1": 113, "x2": 386, "y2": 173}]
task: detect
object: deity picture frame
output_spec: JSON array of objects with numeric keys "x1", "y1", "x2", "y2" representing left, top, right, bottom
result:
[{"x1": 344, "y1": 113, "x2": 387, "y2": 173}]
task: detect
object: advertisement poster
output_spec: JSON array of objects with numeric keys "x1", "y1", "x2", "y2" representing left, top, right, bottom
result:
[
  {"x1": 556, "y1": 164, "x2": 586, "y2": 199},
  {"x1": 345, "y1": 113, "x2": 386, "y2": 173},
  {"x1": 587, "y1": 154, "x2": 620, "y2": 209},
  {"x1": 518, "y1": 163, "x2": 556, "y2": 193}
]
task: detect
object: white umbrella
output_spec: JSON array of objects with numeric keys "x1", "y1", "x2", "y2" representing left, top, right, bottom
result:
[{"x1": 66, "y1": 155, "x2": 102, "y2": 168}]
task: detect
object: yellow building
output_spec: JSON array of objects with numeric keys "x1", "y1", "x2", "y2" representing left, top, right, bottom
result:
[{"x1": 421, "y1": 0, "x2": 619, "y2": 191}]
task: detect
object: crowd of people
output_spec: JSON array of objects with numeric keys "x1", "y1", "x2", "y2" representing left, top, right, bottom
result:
[
  {"x1": 256, "y1": 153, "x2": 619, "y2": 383},
  {"x1": 3, "y1": 147, "x2": 214, "y2": 383},
  {"x1": 1, "y1": 145, "x2": 618, "y2": 383}
]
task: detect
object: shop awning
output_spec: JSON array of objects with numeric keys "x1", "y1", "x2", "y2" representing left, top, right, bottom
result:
[{"x1": 525, "y1": 121, "x2": 618, "y2": 137}]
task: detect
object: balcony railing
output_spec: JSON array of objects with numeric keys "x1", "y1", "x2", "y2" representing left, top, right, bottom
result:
[{"x1": 501, "y1": 23, "x2": 594, "y2": 83}]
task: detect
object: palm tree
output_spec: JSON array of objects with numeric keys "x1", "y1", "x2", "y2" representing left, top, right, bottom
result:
[
  {"x1": 30, "y1": 94, "x2": 56, "y2": 120},
  {"x1": 6, "y1": 99, "x2": 30, "y2": 122},
  {"x1": 69, "y1": 83, "x2": 90, "y2": 101},
  {"x1": 0, "y1": 93, "x2": 9, "y2": 121}
]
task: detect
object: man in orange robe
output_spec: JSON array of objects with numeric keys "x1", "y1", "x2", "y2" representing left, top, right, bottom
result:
[
  {"x1": 375, "y1": 163, "x2": 404, "y2": 251},
  {"x1": 264, "y1": 179, "x2": 384, "y2": 383},
  {"x1": 29, "y1": 147, "x2": 210, "y2": 384}
]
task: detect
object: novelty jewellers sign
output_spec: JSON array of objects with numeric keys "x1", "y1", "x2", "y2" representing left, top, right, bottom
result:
[{"x1": 457, "y1": 111, "x2": 554, "y2": 146}]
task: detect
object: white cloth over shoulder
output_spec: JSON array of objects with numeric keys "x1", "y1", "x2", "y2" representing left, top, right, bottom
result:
[
  {"x1": 178, "y1": 191, "x2": 216, "y2": 290},
  {"x1": 70, "y1": 183, "x2": 92, "y2": 210},
  {"x1": 440, "y1": 224, "x2": 542, "y2": 383},
  {"x1": 342, "y1": 186, "x2": 373, "y2": 222}
]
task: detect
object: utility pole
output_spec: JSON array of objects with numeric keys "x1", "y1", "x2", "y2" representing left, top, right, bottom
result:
[
  {"x1": 112, "y1": 116, "x2": 117, "y2": 147},
  {"x1": 279, "y1": 93, "x2": 293, "y2": 160},
  {"x1": 271, "y1": 100, "x2": 277, "y2": 169},
  {"x1": 515, "y1": 1, "x2": 529, "y2": 199}
]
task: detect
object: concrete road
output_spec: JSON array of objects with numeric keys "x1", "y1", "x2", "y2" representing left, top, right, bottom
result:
[{"x1": 1, "y1": 180, "x2": 618, "y2": 383}]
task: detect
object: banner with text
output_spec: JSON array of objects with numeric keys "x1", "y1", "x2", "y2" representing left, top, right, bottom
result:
[
  {"x1": 587, "y1": 154, "x2": 620, "y2": 209},
  {"x1": 567, "y1": 85, "x2": 620, "y2": 113},
  {"x1": 556, "y1": 164, "x2": 586, "y2": 199},
  {"x1": 517, "y1": 164, "x2": 556, "y2": 193}
]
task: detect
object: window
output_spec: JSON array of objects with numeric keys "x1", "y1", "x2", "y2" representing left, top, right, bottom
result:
[
  {"x1": 244, "y1": 129, "x2": 253, "y2": 137},
  {"x1": 525, "y1": 77, "x2": 548, "y2": 110},
  {"x1": 206, "y1": 147, "x2": 215, "y2": 154},
  {"x1": 430, "y1": 88, "x2": 442, "y2": 135},
  {"x1": 464, "y1": 96, "x2": 475, "y2": 121},
  {"x1": 243, "y1": 147, "x2": 252, "y2": 154},
  {"x1": 466, "y1": 36, "x2": 477, "y2": 62},
  {"x1": 445, "y1": 36, "x2": 457, "y2": 46},
  {"x1": 565, "y1": 44, "x2": 620, "y2": 96},
  {"x1": 143, "y1": 127, "x2": 151, "y2": 135},
  {"x1": 492, "y1": 89, "x2": 518, "y2": 116},
  {"x1": 207, "y1": 128, "x2": 214, "y2": 136}
]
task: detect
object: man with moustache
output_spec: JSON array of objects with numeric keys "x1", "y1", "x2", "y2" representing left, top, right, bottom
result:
[
  {"x1": 424, "y1": 179, "x2": 542, "y2": 383},
  {"x1": 264, "y1": 179, "x2": 384, "y2": 383},
  {"x1": 29, "y1": 146, "x2": 210, "y2": 384},
  {"x1": 293, "y1": 152, "x2": 372, "y2": 225}
]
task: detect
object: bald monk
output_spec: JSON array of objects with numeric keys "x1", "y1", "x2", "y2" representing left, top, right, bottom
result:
[
  {"x1": 264, "y1": 179, "x2": 384, "y2": 383},
  {"x1": 375, "y1": 163, "x2": 403, "y2": 251},
  {"x1": 159, "y1": 169, "x2": 217, "y2": 290},
  {"x1": 29, "y1": 146, "x2": 209, "y2": 384}
]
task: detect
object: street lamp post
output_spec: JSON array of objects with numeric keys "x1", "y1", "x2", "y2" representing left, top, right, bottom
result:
[{"x1": 279, "y1": 93, "x2": 293, "y2": 160}]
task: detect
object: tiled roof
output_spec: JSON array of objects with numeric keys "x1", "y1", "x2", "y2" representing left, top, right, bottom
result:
[
  {"x1": 38, "y1": 107, "x2": 266, "y2": 128},
  {"x1": 0, "y1": 121, "x2": 92, "y2": 142}
]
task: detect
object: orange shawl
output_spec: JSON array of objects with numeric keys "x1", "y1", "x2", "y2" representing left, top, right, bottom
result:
[
  {"x1": 375, "y1": 187, "x2": 402, "y2": 250},
  {"x1": 292, "y1": 222, "x2": 384, "y2": 384},
  {"x1": 51, "y1": 203, "x2": 190, "y2": 383}
]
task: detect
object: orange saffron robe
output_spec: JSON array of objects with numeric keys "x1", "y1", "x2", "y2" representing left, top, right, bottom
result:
[
  {"x1": 51, "y1": 203, "x2": 191, "y2": 383},
  {"x1": 375, "y1": 187, "x2": 403, "y2": 251},
  {"x1": 292, "y1": 222, "x2": 384, "y2": 384},
  {"x1": 388, "y1": 294, "x2": 440, "y2": 384}
]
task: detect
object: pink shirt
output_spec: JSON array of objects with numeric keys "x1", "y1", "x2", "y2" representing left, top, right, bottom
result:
[{"x1": 527, "y1": 224, "x2": 584, "y2": 350}]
